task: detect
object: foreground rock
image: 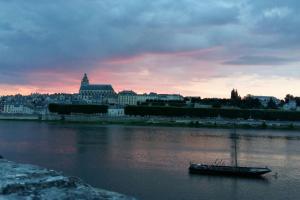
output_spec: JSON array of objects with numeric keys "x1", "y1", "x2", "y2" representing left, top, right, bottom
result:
[{"x1": 0, "y1": 159, "x2": 136, "y2": 200}]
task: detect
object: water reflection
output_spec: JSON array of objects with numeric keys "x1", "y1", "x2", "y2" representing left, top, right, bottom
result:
[
  {"x1": 1, "y1": 121, "x2": 300, "y2": 199},
  {"x1": 188, "y1": 171, "x2": 271, "y2": 183}
]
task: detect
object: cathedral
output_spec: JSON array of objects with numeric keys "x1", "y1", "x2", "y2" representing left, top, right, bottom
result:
[{"x1": 79, "y1": 73, "x2": 117, "y2": 104}]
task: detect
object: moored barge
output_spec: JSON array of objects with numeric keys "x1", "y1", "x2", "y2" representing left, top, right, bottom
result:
[{"x1": 189, "y1": 163, "x2": 271, "y2": 177}]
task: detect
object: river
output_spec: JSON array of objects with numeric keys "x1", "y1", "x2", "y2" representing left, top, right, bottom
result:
[{"x1": 0, "y1": 121, "x2": 299, "y2": 200}]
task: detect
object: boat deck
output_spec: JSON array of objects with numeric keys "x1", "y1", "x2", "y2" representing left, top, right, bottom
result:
[{"x1": 189, "y1": 163, "x2": 271, "y2": 177}]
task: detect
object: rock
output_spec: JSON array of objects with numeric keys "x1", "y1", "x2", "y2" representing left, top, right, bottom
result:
[
  {"x1": 0, "y1": 159, "x2": 136, "y2": 200},
  {"x1": 0, "y1": 155, "x2": 3, "y2": 159}
]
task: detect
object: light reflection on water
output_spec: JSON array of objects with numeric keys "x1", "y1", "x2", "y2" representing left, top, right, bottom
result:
[{"x1": 0, "y1": 121, "x2": 300, "y2": 199}]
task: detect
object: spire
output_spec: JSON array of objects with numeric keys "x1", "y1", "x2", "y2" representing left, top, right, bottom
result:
[{"x1": 81, "y1": 73, "x2": 89, "y2": 86}]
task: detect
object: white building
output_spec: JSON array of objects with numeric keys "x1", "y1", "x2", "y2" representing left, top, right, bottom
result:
[
  {"x1": 136, "y1": 93, "x2": 158, "y2": 103},
  {"x1": 135, "y1": 93, "x2": 183, "y2": 104},
  {"x1": 118, "y1": 90, "x2": 138, "y2": 105},
  {"x1": 283, "y1": 100, "x2": 297, "y2": 111},
  {"x1": 249, "y1": 95, "x2": 280, "y2": 107},
  {"x1": 3, "y1": 104, "x2": 34, "y2": 114},
  {"x1": 157, "y1": 94, "x2": 184, "y2": 101},
  {"x1": 108, "y1": 107, "x2": 125, "y2": 116}
]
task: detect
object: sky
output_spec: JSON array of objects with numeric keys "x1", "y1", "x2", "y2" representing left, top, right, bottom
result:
[{"x1": 0, "y1": 0, "x2": 300, "y2": 98}]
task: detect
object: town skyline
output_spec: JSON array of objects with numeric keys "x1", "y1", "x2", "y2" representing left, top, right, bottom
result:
[
  {"x1": 0, "y1": 72, "x2": 299, "y2": 99},
  {"x1": 1, "y1": 2, "x2": 300, "y2": 200},
  {"x1": 1, "y1": 1, "x2": 300, "y2": 98}
]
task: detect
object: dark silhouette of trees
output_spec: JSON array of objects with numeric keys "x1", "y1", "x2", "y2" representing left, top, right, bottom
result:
[
  {"x1": 201, "y1": 98, "x2": 231, "y2": 107},
  {"x1": 285, "y1": 94, "x2": 295, "y2": 103},
  {"x1": 240, "y1": 96, "x2": 262, "y2": 109},
  {"x1": 284, "y1": 94, "x2": 300, "y2": 106},
  {"x1": 199, "y1": 96, "x2": 261, "y2": 109},
  {"x1": 184, "y1": 97, "x2": 201, "y2": 103},
  {"x1": 125, "y1": 106, "x2": 300, "y2": 121},
  {"x1": 267, "y1": 99, "x2": 278, "y2": 109},
  {"x1": 230, "y1": 89, "x2": 242, "y2": 108},
  {"x1": 48, "y1": 104, "x2": 108, "y2": 114},
  {"x1": 295, "y1": 97, "x2": 300, "y2": 106},
  {"x1": 231, "y1": 89, "x2": 241, "y2": 100}
]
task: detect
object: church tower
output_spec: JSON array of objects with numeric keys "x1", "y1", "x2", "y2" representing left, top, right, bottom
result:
[{"x1": 81, "y1": 73, "x2": 89, "y2": 86}]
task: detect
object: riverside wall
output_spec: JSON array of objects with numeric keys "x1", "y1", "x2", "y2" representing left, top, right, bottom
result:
[
  {"x1": 0, "y1": 113, "x2": 40, "y2": 120},
  {"x1": 1, "y1": 113, "x2": 300, "y2": 130}
]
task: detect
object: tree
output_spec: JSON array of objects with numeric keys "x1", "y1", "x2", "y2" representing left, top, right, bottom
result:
[
  {"x1": 267, "y1": 99, "x2": 278, "y2": 109},
  {"x1": 278, "y1": 100, "x2": 285, "y2": 107},
  {"x1": 230, "y1": 89, "x2": 241, "y2": 108},
  {"x1": 212, "y1": 101, "x2": 222, "y2": 108},
  {"x1": 295, "y1": 97, "x2": 300, "y2": 106},
  {"x1": 48, "y1": 104, "x2": 108, "y2": 114},
  {"x1": 230, "y1": 89, "x2": 241, "y2": 100},
  {"x1": 241, "y1": 96, "x2": 262, "y2": 109},
  {"x1": 124, "y1": 105, "x2": 300, "y2": 121},
  {"x1": 285, "y1": 94, "x2": 294, "y2": 103}
]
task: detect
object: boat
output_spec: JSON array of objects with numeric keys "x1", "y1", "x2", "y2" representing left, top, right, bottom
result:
[
  {"x1": 189, "y1": 125, "x2": 272, "y2": 177},
  {"x1": 189, "y1": 163, "x2": 271, "y2": 176}
]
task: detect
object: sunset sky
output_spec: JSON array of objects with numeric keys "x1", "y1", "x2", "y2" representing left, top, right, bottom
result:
[{"x1": 0, "y1": 0, "x2": 300, "y2": 98}]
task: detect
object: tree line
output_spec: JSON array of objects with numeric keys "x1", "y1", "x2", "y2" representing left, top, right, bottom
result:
[
  {"x1": 48, "y1": 103, "x2": 300, "y2": 121},
  {"x1": 125, "y1": 106, "x2": 300, "y2": 121},
  {"x1": 48, "y1": 103, "x2": 108, "y2": 114}
]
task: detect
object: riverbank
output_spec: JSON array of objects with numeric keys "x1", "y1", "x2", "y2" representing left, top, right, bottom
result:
[
  {"x1": 0, "y1": 158, "x2": 136, "y2": 199},
  {"x1": 76, "y1": 118, "x2": 300, "y2": 130},
  {"x1": 0, "y1": 113, "x2": 300, "y2": 130}
]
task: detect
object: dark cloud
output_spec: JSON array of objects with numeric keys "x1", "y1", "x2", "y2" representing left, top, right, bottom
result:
[
  {"x1": 0, "y1": 0, "x2": 300, "y2": 88},
  {"x1": 240, "y1": 0, "x2": 300, "y2": 48},
  {"x1": 0, "y1": 1, "x2": 239, "y2": 71},
  {"x1": 223, "y1": 56, "x2": 298, "y2": 65}
]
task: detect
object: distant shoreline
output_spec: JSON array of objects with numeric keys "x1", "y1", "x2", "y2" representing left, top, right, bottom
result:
[{"x1": 0, "y1": 113, "x2": 300, "y2": 131}]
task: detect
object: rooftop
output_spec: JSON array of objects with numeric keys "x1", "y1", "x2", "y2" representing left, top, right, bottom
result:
[
  {"x1": 118, "y1": 90, "x2": 137, "y2": 95},
  {"x1": 80, "y1": 84, "x2": 114, "y2": 91}
]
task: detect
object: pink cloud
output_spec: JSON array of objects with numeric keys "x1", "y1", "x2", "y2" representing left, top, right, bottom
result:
[
  {"x1": 104, "y1": 47, "x2": 222, "y2": 65},
  {"x1": 1, "y1": 46, "x2": 300, "y2": 98},
  {"x1": 87, "y1": 47, "x2": 225, "y2": 95}
]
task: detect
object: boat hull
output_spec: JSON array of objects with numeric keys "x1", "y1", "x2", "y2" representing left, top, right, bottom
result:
[{"x1": 189, "y1": 164, "x2": 271, "y2": 177}]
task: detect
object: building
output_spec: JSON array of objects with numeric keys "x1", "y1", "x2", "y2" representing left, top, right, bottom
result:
[
  {"x1": 0, "y1": 98, "x2": 4, "y2": 113},
  {"x1": 136, "y1": 93, "x2": 183, "y2": 103},
  {"x1": 3, "y1": 103, "x2": 34, "y2": 114},
  {"x1": 108, "y1": 106, "x2": 125, "y2": 116},
  {"x1": 283, "y1": 100, "x2": 297, "y2": 111},
  {"x1": 157, "y1": 94, "x2": 184, "y2": 101},
  {"x1": 79, "y1": 73, "x2": 117, "y2": 104},
  {"x1": 118, "y1": 90, "x2": 138, "y2": 105},
  {"x1": 136, "y1": 93, "x2": 157, "y2": 103},
  {"x1": 249, "y1": 95, "x2": 280, "y2": 107}
]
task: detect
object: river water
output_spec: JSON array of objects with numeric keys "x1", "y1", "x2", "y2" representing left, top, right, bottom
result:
[{"x1": 0, "y1": 121, "x2": 299, "y2": 200}]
